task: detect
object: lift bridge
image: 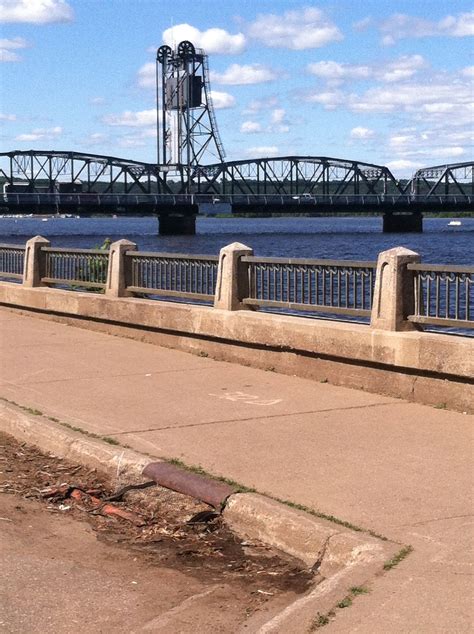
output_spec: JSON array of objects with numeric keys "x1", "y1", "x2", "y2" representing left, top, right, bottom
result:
[{"x1": 1, "y1": 41, "x2": 472, "y2": 234}]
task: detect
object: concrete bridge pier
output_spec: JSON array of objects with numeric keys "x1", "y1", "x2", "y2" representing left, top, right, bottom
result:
[
  {"x1": 383, "y1": 212, "x2": 423, "y2": 233},
  {"x1": 158, "y1": 207, "x2": 198, "y2": 235}
]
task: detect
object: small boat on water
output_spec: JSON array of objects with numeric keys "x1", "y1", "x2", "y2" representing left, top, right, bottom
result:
[{"x1": 448, "y1": 220, "x2": 462, "y2": 226}]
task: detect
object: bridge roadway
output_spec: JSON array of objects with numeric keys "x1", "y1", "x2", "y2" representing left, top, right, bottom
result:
[
  {"x1": 1, "y1": 191, "x2": 472, "y2": 233},
  {"x1": 0, "y1": 307, "x2": 472, "y2": 631}
]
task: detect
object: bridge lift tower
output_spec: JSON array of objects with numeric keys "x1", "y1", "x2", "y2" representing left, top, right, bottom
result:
[{"x1": 156, "y1": 40, "x2": 225, "y2": 193}]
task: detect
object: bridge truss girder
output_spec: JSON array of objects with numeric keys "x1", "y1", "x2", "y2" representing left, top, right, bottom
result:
[
  {"x1": 191, "y1": 156, "x2": 404, "y2": 197},
  {"x1": 0, "y1": 150, "x2": 171, "y2": 194},
  {"x1": 411, "y1": 161, "x2": 473, "y2": 197}
]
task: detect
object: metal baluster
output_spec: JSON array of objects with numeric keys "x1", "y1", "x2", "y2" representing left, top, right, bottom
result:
[
  {"x1": 427, "y1": 273, "x2": 433, "y2": 317},
  {"x1": 345, "y1": 270, "x2": 349, "y2": 308},
  {"x1": 354, "y1": 269, "x2": 358, "y2": 309},
  {"x1": 455, "y1": 274, "x2": 459, "y2": 321},
  {"x1": 445, "y1": 275, "x2": 450, "y2": 319},
  {"x1": 466, "y1": 276, "x2": 471, "y2": 321}
]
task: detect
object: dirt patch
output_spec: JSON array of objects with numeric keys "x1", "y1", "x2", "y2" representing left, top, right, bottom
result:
[{"x1": 0, "y1": 431, "x2": 314, "y2": 605}]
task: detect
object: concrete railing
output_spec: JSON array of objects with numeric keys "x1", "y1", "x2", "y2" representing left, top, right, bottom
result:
[
  {"x1": 3, "y1": 235, "x2": 473, "y2": 332},
  {"x1": 1, "y1": 236, "x2": 473, "y2": 411}
]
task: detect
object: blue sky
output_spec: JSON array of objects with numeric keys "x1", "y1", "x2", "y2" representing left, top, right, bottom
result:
[{"x1": 0, "y1": 0, "x2": 472, "y2": 177}]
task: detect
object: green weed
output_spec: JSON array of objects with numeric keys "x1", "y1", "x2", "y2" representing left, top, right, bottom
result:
[
  {"x1": 350, "y1": 586, "x2": 370, "y2": 596},
  {"x1": 337, "y1": 596, "x2": 353, "y2": 609},
  {"x1": 383, "y1": 545, "x2": 413, "y2": 570},
  {"x1": 310, "y1": 611, "x2": 335, "y2": 629}
]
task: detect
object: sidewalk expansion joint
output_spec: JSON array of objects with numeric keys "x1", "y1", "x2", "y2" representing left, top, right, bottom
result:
[
  {"x1": 109, "y1": 400, "x2": 402, "y2": 436},
  {"x1": 394, "y1": 513, "x2": 474, "y2": 528},
  {"x1": 5, "y1": 366, "x2": 215, "y2": 386}
]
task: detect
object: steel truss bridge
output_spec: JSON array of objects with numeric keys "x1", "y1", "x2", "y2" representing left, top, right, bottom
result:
[
  {"x1": 1, "y1": 39, "x2": 473, "y2": 233},
  {"x1": 1, "y1": 149, "x2": 472, "y2": 204}
]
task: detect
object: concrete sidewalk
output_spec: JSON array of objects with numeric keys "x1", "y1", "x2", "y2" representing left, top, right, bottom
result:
[{"x1": 1, "y1": 306, "x2": 472, "y2": 632}]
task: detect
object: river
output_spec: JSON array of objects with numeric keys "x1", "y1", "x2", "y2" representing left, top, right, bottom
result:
[{"x1": 0, "y1": 216, "x2": 472, "y2": 264}]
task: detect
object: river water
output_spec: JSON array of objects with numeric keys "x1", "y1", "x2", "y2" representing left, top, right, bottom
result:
[{"x1": 0, "y1": 216, "x2": 472, "y2": 264}]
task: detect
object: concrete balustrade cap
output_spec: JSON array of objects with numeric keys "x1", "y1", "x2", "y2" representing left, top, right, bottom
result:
[
  {"x1": 221, "y1": 242, "x2": 252, "y2": 252},
  {"x1": 378, "y1": 246, "x2": 420, "y2": 258},
  {"x1": 110, "y1": 239, "x2": 137, "y2": 247},
  {"x1": 27, "y1": 235, "x2": 50, "y2": 243}
]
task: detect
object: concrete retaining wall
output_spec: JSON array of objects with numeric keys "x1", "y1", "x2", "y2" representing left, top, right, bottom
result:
[{"x1": 1, "y1": 281, "x2": 472, "y2": 412}]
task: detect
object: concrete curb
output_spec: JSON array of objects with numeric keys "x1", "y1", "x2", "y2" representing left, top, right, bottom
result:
[
  {"x1": 0, "y1": 401, "x2": 153, "y2": 482},
  {"x1": 1, "y1": 400, "x2": 401, "y2": 631},
  {"x1": 224, "y1": 493, "x2": 388, "y2": 575}
]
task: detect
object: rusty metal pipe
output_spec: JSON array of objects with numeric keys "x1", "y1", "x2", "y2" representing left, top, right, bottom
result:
[{"x1": 142, "y1": 462, "x2": 236, "y2": 509}]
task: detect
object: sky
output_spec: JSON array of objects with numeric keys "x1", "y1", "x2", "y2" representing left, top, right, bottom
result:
[{"x1": 0, "y1": 0, "x2": 473, "y2": 177}]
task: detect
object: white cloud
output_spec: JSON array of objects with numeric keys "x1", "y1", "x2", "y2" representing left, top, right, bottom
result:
[
  {"x1": 305, "y1": 73, "x2": 473, "y2": 167},
  {"x1": 163, "y1": 24, "x2": 245, "y2": 54},
  {"x1": 89, "y1": 96, "x2": 106, "y2": 106},
  {"x1": 136, "y1": 62, "x2": 155, "y2": 89},
  {"x1": 117, "y1": 137, "x2": 148, "y2": 149},
  {"x1": 460, "y1": 65, "x2": 474, "y2": 78},
  {"x1": 433, "y1": 146, "x2": 465, "y2": 158},
  {"x1": 248, "y1": 7, "x2": 343, "y2": 50},
  {"x1": 83, "y1": 132, "x2": 108, "y2": 146},
  {"x1": 103, "y1": 109, "x2": 157, "y2": 127},
  {"x1": 0, "y1": 112, "x2": 16, "y2": 121},
  {"x1": 353, "y1": 17, "x2": 372, "y2": 32},
  {"x1": 15, "y1": 125, "x2": 62, "y2": 141},
  {"x1": 380, "y1": 55, "x2": 426, "y2": 82},
  {"x1": 89, "y1": 132, "x2": 106, "y2": 140},
  {"x1": 0, "y1": 48, "x2": 18, "y2": 61},
  {"x1": 387, "y1": 159, "x2": 423, "y2": 172},
  {"x1": 243, "y1": 95, "x2": 279, "y2": 114},
  {"x1": 307, "y1": 60, "x2": 370, "y2": 83},
  {"x1": 240, "y1": 121, "x2": 261, "y2": 133},
  {"x1": 211, "y1": 63, "x2": 277, "y2": 85},
  {"x1": 389, "y1": 133, "x2": 415, "y2": 149},
  {"x1": 245, "y1": 145, "x2": 279, "y2": 158},
  {"x1": 385, "y1": 124, "x2": 471, "y2": 174},
  {"x1": 209, "y1": 90, "x2": 235, "y2": 109},
  {"x1": 268, "y1": 108, "x2": 289, "y2": 133},
  {"x1": 306, "y1": 90, "x2": 345, "y2": 110},
  {"x1": 0, "y1": 36, "x2": 29, "y2": 61},
  {"x1": 388, "y1": 129, "x2": 468, "y2": 159},
  {"x1": 240, "y1": 109, "x2": 289, "y2": 135},
  {"x1": 350, "y1": 126, "x2": 374, "y2": 140},
  {"x1": 0, "y1": 0, "x2": 73, "y2": 23},
  {"x1": 307, "y1": 55, "x2": 425, "y2": 85},
  {"x1": 380, "y1": 12, "x2": 474, "y2": 45},
  {"x1": 271, "y1": 109, "x2": 285, "y2": 125},
  {"x1": 439, "y1": 12, "x2": 474, "y2": 36},
  {"x1": 0, "y1": 36, "x2": 27, "y2": 48},
  {"x1": 348, "y1": 81, "x2": 472, "y2": 117},
  {"x1": 307, "y1": 73, "x2": 472, "y2": 121},
  {"x1": 112, "y1": 128, "x2": 158, "y2": 149}
]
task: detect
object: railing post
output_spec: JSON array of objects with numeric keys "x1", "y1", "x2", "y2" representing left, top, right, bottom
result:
[
  {"x1": 106, "y1": 239, "x2": 137, "y2": 297},
  {"x1": 370, "y1": 246, "x2": 420, "y2": 331},
  {"x1": 23, "y1": 235, "x2": 50, "y2": 287},
  {"x1": 214, "y1": 242, "x2": 253, "y2": 311}
]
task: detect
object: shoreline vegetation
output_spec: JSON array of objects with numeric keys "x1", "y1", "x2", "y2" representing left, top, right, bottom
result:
[
  {"x1": 1, "y1": 211, "x2": 472, "y2": 219},
  {"x1": 207, "y1": 211, "x2": 474, "y2": 218}
]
